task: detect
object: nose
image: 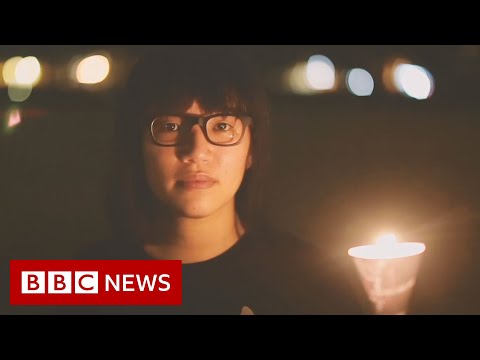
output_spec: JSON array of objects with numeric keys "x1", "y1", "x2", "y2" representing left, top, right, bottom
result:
[{"x1": 176, "y1": 124, "x2": 213, "y2": 164}]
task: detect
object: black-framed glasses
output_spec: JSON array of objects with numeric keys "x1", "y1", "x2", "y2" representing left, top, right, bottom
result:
[{"x1": 150, "y1": 113, "x2": 253, "y2": 147}]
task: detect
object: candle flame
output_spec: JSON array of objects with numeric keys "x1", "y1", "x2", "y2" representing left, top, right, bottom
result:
[
  {"x1": 348, "y1": 240, "x2": 425, "y2": 260},
  {"x1": 376, "y1": 233, "x2": 397, "y2": 246}
]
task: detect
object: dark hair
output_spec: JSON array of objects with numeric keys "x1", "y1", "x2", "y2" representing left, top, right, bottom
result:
[{"x1": 107, "y1": 45, "x2": 271, "y2": 245}]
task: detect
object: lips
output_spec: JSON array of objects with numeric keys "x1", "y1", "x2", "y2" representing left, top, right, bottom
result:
[{"x1": 177, "y1": 173, "x2": 216, "y2": 190}]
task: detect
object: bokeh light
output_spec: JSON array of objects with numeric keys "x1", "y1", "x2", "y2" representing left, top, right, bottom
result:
[
  {"x1": 8, "y1": 85, "x2": 32, "y2": 102},
  {"x1": 393, "y1": 64, "x2": 434, "y2": 100},
  {"x1": 15, "y1": 56, "x2": 42, "y2": 86},
  {"x1": 3, "y1": 57, "x2": 22, "y2": 85},
  {"x1": 346, "y1": 68, "x2": 374, "y2": 96},
  {"x1": 75, "y1": 55, "x2": 110, "y2": 84},
  {"x1": 305, "y1": 55, "x2": 336, "y2": 91}
]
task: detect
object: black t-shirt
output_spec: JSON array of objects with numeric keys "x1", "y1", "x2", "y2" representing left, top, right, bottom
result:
[{"x1": 1, "y1": 226, "x2": 367, "y2": 315}]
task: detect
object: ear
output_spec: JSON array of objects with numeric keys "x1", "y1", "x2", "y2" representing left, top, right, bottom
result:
[{"x1": 245, "y1": 153, "x2": 253, "y2": 170}]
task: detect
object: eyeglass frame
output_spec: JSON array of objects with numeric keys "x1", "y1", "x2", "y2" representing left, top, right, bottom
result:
[{"x1": 149, "y1": 112, "x2": 254, "y2": 147}]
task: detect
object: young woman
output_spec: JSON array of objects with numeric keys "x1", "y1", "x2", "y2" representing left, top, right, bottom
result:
[{"x1": 79, "y1": 45, "x2": 365, "y2": 315}]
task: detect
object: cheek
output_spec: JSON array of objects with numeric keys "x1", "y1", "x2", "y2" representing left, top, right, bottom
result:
[
  {"x1": 218, "y1": 141, "x2": 251, "y2": 184},
  {"x1": 143, "y1": 144, "x2": 176, "y2": 190}
]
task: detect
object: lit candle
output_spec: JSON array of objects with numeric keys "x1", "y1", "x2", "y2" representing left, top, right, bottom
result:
[{"x1": 348, "y1": 234, "x2": 426, "y2": 315}]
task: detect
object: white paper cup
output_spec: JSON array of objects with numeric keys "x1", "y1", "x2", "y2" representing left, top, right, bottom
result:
[{"x1": 348, "y1": 242, "x2": 426, "y2": 315}]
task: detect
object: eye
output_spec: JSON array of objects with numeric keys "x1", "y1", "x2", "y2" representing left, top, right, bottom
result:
[
  {"x1": 214, "y1": 123, "x2": 233, "y2": 131},
  {"x1": 162, "y1": 123, "x2": 179, "y2": 132}
]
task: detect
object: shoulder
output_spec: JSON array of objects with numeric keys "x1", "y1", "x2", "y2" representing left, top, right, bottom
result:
[
  {"x1": 246, "y1": 225, "x2": 329, "y2": 265},
  {"x1": 246, "y1": 225, "x2": 368, "y2": 314},
  {"x1": 247, "y1": 224, "x2": 311, "y2": 250},
  {"x1": 73, "y1": 238, "x2": 143, "y2": 260},
  {"x1": 74, "y1": 241, "x2": 111, "y2": 260}
]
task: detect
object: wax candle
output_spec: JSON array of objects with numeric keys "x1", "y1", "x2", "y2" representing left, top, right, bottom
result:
[{"x1": 348, "y1": 234, "x2": 426, "y2": 315}]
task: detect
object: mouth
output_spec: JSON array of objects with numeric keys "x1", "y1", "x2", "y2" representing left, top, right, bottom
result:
[{"x1": 177, "y1": 173, "x2": 217, "y2": 190}]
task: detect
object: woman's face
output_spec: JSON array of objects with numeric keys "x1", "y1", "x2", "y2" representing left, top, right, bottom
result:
[{"x1": 142, "y1": 100, "x2": 252, "y2": 219}]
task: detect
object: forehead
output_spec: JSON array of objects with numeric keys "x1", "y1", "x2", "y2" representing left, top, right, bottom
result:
[
  {"x1": 146, "y1": 95, "x2": 247, "y2": 119},
  {"x1": 185, "y1": 100, "x2": 205, "y2": 115}
]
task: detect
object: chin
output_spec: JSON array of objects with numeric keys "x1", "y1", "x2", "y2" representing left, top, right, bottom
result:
[
  {"x1": 177, "y1": 208, "x2": 218, "y2": 219},
  {"x1": 173, "y1": 201, "x2": 220, "y2": 219}
]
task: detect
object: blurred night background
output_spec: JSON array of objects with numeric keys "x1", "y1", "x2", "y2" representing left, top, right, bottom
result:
[{"x1": 1, "y1": 45, "x2": 479, "y2": 314}]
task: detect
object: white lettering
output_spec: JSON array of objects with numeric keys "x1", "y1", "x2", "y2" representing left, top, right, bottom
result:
[
  {"x1": 104, "y1": 273, "x2": 171, "y2": 292},
  {"x1": 105, "y1": 274, "x2": 120, "y2": 291},
  {"x1": 158, "y1": 274, "x2": 170, "y2": 291},
  {"x1": 136, "y1": 274, "x2": 157, "y2": 291},
  {"x1": 123, "y1": 274, "x2": 135, "y2": 291}
]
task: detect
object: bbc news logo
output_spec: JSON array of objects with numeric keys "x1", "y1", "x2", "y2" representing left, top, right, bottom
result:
[
  {"x1": 10, "y1": 260, "x2": 182, "y2": 305},
  {"x1": 22, "y1": 271, "x2": 100, "y2": 294}
]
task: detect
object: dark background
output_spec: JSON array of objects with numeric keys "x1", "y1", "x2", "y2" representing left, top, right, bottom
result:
[{"x1": 1, "y1": 45, "x2": 479, "y2": 314}]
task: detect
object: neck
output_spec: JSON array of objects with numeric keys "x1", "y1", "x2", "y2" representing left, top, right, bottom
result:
[{"x1": 144, "y1": 201, "x2": 245, "y2": 264}]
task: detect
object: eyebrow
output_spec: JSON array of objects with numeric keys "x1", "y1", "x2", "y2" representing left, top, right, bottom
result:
[{"x1": 163, "y1": 111, "x2": 242, "y2": 117}]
